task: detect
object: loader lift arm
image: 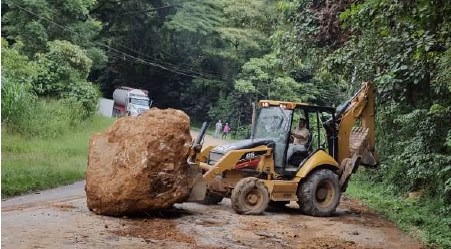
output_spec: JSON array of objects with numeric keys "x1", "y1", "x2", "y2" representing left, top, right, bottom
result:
[{"x1": 186, "y1": 122, "x2": 210, "y2": 202}]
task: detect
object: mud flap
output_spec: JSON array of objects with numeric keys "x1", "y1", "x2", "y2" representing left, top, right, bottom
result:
[{"x1": 186, "y1": 163, "x2": 207, "y2": 202}]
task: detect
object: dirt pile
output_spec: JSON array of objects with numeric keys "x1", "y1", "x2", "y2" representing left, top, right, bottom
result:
[{"x1": 85, "y1": 108, "x2": 193, "y2": 216}]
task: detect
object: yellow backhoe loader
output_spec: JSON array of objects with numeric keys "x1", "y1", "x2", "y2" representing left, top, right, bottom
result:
[{"x1": 187, "y1": 82, "x2": 377, "y2": 216}]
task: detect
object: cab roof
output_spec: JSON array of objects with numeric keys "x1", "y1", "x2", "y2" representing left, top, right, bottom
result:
[{"x1": 258, "y1": 100, "x2": 335, "y2": 112}]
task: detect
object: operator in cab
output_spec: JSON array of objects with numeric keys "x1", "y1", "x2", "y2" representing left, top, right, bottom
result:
[{"x1": 287, "y1": 118, "x2": 310, "y2": 163}]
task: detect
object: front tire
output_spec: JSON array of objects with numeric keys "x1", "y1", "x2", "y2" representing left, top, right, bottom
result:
[
  {"x1": 297, "y1": 169, "x2": 340, "y2": 217},
  {"x1": 231, "y1": 177, "x2": 269, "y2": 215}
]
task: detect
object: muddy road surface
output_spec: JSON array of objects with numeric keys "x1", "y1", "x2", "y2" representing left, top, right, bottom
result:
[{"x1": 2, "y1": 132, "x2": 423, "y2": 249}]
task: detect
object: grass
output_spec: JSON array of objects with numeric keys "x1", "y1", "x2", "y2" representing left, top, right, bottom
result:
[
  {"x1": 346, "y1": 171, "x2": 451, "y2": 249},
  {"x1": 1, "y1": 115, "x2": 114, "y2": 198}
]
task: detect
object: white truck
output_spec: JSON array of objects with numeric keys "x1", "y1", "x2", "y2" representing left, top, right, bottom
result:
[{"x1": 112, "y1": 86, "x2": 152, "y2": 117}]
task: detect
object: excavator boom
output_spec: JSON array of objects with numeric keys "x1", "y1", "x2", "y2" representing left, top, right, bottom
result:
[
  {"x1": 336, "y1": 82, "x2": 378, "y2": 166},
  {"x1": 336, "y1": 82, "x2": 378, "y2": 191}
]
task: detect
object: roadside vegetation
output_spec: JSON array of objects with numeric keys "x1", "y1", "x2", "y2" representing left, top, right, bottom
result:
[
  {"x1": 1, "y1": 115, "x2": 113, "y2": 197},
  {"x1": 1, "y1": 0, "x2": 106, "y2": 196},
  {"x1": 347, "y1": 171, "x2": 451, "y2": 248}
]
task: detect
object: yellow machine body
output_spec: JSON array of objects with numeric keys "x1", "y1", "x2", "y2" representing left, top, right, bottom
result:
[
  {"x1": 188, "y1": 82, "x2": 377, "y2": 214},
  {"x1": 196, "y1": 143, "x2": 340, "y2": 202}
]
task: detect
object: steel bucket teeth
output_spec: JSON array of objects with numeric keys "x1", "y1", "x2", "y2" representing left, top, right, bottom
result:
[{"x1": 349, "y1": 127, "x2": 369, "y2": 155}]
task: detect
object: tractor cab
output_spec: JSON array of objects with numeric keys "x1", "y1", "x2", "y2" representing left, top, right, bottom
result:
[{"x1": 255, "y1": 100, "x2": 337, "y2": 176}]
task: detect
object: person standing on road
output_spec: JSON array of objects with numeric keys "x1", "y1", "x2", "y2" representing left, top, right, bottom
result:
[
  {"x1": 214, "y1": 120, "x2": 222, "y2": 138},
  {"x1": 222, "y1": 123, "x2": 231, "y2": 139}
]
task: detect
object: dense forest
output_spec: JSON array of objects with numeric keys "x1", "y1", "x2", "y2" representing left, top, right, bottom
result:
[{"x1": 2, "y1": 0, "x2": 450, "y2": 221}]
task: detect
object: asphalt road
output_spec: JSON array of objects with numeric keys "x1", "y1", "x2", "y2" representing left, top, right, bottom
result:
[{"x1": 1, "y1": 132, "x2": 423, "y2": 248}]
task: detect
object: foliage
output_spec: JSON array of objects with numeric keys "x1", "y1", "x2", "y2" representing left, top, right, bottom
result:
[
  {"x1": 92, "y1": 0, "x2": 280, "y2": 125},
  {"x1": 3, "y1": 0, "x2": 104, "y2": 126},
  {"x1": 35, "y1": 40, "x2": 92, "y2": 95},
  {"x1": 1, "y1": 115, "x2": 114, "y2": 197},
  {"x1": 1, "y1": 39, "x2": 38, "y2": 126},
  {"x1": 236, "y1": 54, "x2": 303, "y2": 101},
  {"x1": 1, "y1": 77, "x2": 37, "y2": 129},
  {"x1": 1, "y1": 39, "x2": 99, "y2": 136},
  {"x1": 272, "y1": 0, "x2": 349, "y2": 105},
  {"x1": 337, "y1": 1, "x2": 450, "y2": 204},
  {"x1": 207, "y1": 93, "x2": 245, "y2": 128},
  {"x1": 278, "y1": 0, "x2": 451, "y2": 205},
  {"x1": 347, "y1": 173, "x2": 451, "y2": 248},
  {"x1": 63, "y1": 81, "x2": 100, "y2": 119},
  {"x1": 3, "y1": 98, "x2": 92, "y2": 138},
  {"x1": 34, "y1": 40, "x2": 100, "y2": 118},
  {"x1": 165, "y1": 0, "x2": 224, "y2": 35},
  {"x1": 375, "y1": 104, "x2": 451, "y2": 203},
  {"x1": 1, "y1": 39, "x2": 39, "y2": 85},
  {"x1": 2, "y1": 0, "x2": 105, "y2": 66}
]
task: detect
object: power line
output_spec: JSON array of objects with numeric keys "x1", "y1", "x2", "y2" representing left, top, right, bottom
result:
[
  {"x1": 105, "y1": 49, "x2": 202, "y2": 78},
  {"x1": 109, "y1": 42, "x2": 233, "y2": 80},
  {"x1": 9, "y1": 2, "x2": 69, "y2": 31},
  {"x1": 8, "y1": 1, "x2": 232, "y2": 81},
  {"x1": 119, "y1": 5, "x2": 181, "y2": 16},
  {"x1": 123, "y1": 41, "x2": 235, "y2": 79},
  {"x1": 9, "y1": 1, "x2": 193, "y2": 77},
  {"x1": 105, "y1": 43, "x2": 233, "y2": 80}
]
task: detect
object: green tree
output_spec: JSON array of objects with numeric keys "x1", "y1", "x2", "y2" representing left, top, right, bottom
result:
[
  {"x1": 1, "y1": 39, "x2": 38, "y2": 125},
  {"x1": 2, "y1": 0, "x2": 105, "y2": 67},
  {"x1": 35, "y1": 40, "x2": 99, "y2": 118},
  {"x1": 235, "y1": 54, "x2": 303, "y2": 101},
  {"x1": 276, "y1": 0, "x2": 451, "y2": 203},
  {"x1": 34, "y1": 40, "x2": 92, "y2": 95}
]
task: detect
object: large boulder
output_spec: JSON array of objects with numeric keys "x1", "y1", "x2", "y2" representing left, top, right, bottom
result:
[{"x1": 86, "y1": 108, "x2": 193, "y2": 216}]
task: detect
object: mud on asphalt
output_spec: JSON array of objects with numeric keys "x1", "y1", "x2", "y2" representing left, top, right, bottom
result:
[
  {"x1": 128, "y1": 196, "x2": 423, "y2": 249},
  {"x1": 2, "y1": 187, "x2": 425, "y2": 249},
  {"x1": 1, "y1": 132, "x2": 424, "y2": 248}
]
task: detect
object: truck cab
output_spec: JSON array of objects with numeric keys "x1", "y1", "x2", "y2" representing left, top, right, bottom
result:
[
  {"x1": 127, "y1": 92, "x2": 152, "y2": 116},
  {"x1": 112, "y1": 87, "x2": 153, "y2": 117}
]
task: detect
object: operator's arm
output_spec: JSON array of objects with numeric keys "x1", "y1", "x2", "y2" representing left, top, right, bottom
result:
[{"x1": 291, "y1": 129, "x2": 309, "y2": 139}]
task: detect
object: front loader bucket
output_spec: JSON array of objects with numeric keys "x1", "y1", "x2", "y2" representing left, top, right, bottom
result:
[{"x1": 186, "y1": 163, "x2": 207, "y2": 202}]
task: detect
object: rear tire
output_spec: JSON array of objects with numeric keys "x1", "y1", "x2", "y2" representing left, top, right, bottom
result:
[
  {"x1": 297, "y1": 169, "x2": 340, "y2": 217},
  {"x1": 201, "y1": 190, "x2": 224, "y2": 205},
  {"x1": 231, "y1": 177, "x2": 269, "y2": 215}
]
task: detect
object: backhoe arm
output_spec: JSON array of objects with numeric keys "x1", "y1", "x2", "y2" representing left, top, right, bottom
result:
[
  {"x1": 336, "y1": 82, "x2": 378, "y2": 166},
  {"x1": 336, "y1": 82, "x2": 378, "y2": 191}
]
